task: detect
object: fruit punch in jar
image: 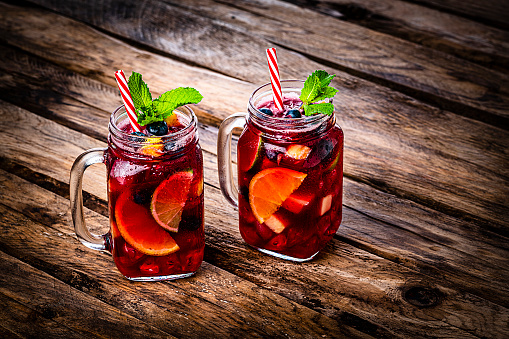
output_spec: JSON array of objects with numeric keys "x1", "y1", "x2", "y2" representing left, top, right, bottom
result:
[
  {"x1": 107, "y1": 105, "x2": 204, "y2": 281},
  {"x1": 70, "y1": 71, "x2": 204, "y2": 281},
  {"x1": 218, "y1": 71, "x2": 343, "y2": 261}
]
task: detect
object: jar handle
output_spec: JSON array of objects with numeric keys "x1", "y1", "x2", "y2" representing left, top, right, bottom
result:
[
  {"x1": 69, "y1": 147, "x2": 109, "y2": 251},
  {"x1": 217, "y1": 113, "x2": 247, "y2": 207}
]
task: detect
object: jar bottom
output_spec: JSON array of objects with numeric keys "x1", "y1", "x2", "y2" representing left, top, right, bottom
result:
[
  {"x1": 255, "y1": 247, "x2": 320, "y2": 262},
  {"x1": 124, "y1": 272, "x2": 196, "y2": 282}
]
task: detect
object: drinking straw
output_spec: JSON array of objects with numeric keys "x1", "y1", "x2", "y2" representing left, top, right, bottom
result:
[
  {"x1": 114, "y1": 70, "x2": 142, "y2": 133},
  {"x1": 266, "y1": 48, "x2": 283, "y2": 112}
]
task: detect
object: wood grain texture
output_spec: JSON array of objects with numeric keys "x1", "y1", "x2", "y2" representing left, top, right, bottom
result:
[
  {"x1": 25, "y1": 0, "x2": 509, "y2": 129},
  {"x1": 4, "y1": 94, "x2": 508, "y2": 306},
  {"x1": 409, "y1": 0, "x2": 509, "y2": 30},
  {"x1": 0, "y1": 173, "x2": 367, "y2": 338},
  {"x1": 1, "y1": 102, "x2": 508, "y2": 336},
  {"x1": 1, "y1": 1, "x2": 508, "y2": 337},
  {"x1": 3, "y1": 168, "x2": 508, "y2": 338},
  {"x1": 0, "y1": 9, "x2": 508, "y2": 307},
  {"x1": 0, "y1": 252, "x2": 175, "y2": 338},
  {"x1": 1, "y1": 5, "x2": 507, "y2": 234},
  {"x1": 281, "y1": 0, "x2": 509, "y2": 71}
]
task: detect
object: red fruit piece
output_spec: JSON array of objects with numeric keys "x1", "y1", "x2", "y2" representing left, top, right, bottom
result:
[
  {"x1": 282, "y1": 191, "x2": 315, "y2": 214},
  {"x1": 264, "y1": 210, "x2": 293, "y2": 234},
  {"x1": 256, "y1": 221, "x2": 275, "y2": 241},
  {"x1": 286, "y1": 144, "x2": 311, "y2": 160},
  {"x1": 319, "y1": 194, "x2": 333, "y2": 216}
]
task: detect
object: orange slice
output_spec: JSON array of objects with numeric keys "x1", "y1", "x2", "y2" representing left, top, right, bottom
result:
[
  {"x1": 151, "y1": 171, "x2": 193, "y2": 232},
  {"x1": 249, "y1": 167, "x2": 307, "y2": 223},
  {"x1": 115, "y1": 191, "x2": 179, "y2": 256},
  {"x1": 286, "y1": 144, "x2": 311, "y2": 160},
  {"x1": 140, "y1": 137, "x2": 164, "y2": 157}
]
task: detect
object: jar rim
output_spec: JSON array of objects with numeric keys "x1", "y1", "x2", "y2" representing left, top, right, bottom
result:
[
  {"x1": 247, "y1": 80, "x2": 334, "y2": 135},
  {"x1": 109, "y1": 105, "x2": 198, "y2": 145}
]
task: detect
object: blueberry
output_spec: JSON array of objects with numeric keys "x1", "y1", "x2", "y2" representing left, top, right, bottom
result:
[
  {"x1": 164, "y1": 141, "x2": 184, "y2": 155},
  {"x1": 146, "y1": 121, "x2": 169, "y2": 136},
  {"x1": 131, "y1": 131, "x2": 146, "y2": 137},
  {"x1": 132, "y1": 188, "x2": 152, "y2": 205},
  {"x1": 129, "y1": 131, "x2": 147, "y2": 142},
  {"x1": 286, "y1": 109, "x2": 301, "y2": 118},
  {"x1": 259, "y1": 108, "x2": 273, "y2": 116}
]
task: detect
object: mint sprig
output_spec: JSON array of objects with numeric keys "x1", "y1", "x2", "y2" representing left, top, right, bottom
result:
[
  {"x1": 126, "y1": 72, "x2": 203, "y2": 126},
  {"x1": 299, "y1": 70, "x2": 338, "y2": 116}
]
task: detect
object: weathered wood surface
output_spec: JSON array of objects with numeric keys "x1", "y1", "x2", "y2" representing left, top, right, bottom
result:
[
  {"x1": 282, "y1": 0, "x2": 509, "y2": 72},
  {"x1": 1, "y1": 0, "x2": 508, "y2": 337},
  {"x1": 2, "y1": 3, "x2": 508, "y2": 234},
  {"x1": 26, "y1": 0, "x2": 509, "y2": 129},
  {"x1": 2, "y1": 107, "x2": 508, "y2": 337}
]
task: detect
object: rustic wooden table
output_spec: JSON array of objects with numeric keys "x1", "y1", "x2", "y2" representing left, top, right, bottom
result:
[{"x1": 1, "y1": 0, "x2": 508, "y2": 338}]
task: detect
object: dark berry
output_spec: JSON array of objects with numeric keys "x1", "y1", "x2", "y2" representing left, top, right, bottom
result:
[
  {"x1": 146, "y1": 121, "x2": 169, "y2": 136},
  {"x1": 129, "y1": 131, "x2": 147, "y2": 142},
  {"x1": 259, "y1": 108, "x2": 273, "y2": 116},
  {"x1": 304, "y1": 138, "x2": 336, "y2": 168},
  {"x1": 132, "y1": 188, "x2": 152, "y2": 205},
  {"x1": 286, "y1": 109, "x2": 302, "y2": 118}
]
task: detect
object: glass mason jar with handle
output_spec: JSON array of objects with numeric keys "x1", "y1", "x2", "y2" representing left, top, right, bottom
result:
[
  {"x1": 70, "y1": 105, "x2": 204, "y2": 281},
  {"x1": 217, "y1": 80, "x2": 343, "y2": 262}
]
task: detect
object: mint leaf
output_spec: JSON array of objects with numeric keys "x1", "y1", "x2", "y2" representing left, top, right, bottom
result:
[
  {"x1": 127, "y1": 72, "x2": 152, "y2": 111},
  {"x1": 312, "y1": 70, "x2": 335, "y2": 88},
  {"x1": 154, "y1": 87, "x2": 203, "y2": 118},
  {"x1": 299, "y1": 70, "x2": 338, "y2": 116},
  {"x1": 137, "y1": 106, "x2": 159, "y2": 126},
  {"x1": 123, "y1": 72, "x2": 203, "y2": 126},
  {"x1": 299, "y1": 74, "x2": 321, "y2": 104},
  {"x1": 313, "y1": 86, "x2": 338, "y2": 102},
  {"x1": 303, "y1": 103, "x2": 334, "y2": 116}
]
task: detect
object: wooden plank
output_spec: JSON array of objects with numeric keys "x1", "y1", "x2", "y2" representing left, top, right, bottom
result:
[
  {"x1": 1, "y1": 63, "x2": 509, "y2": 306},
  {"x1": 410, "y1": 0, "x2": 509, "y2": 31},
  {"x1": 0, "y1": 293, "x2": 83, "y2": 339},
  {"x1": 282, "y1": 0, "x2": 509, "y2": 71},
  {"x1": 0, "y1": 6, "x2": 507, "y2": 232},
  {"x1": 0, "y1": 252, "x2": 175, "y2": 338},
  {"x1": 1, "y1": 101, "x2": 508, "y2": 336},
  {"x1": 25, "y1": 0, "x2": 509, "y2": 128},
  {"x1": 1, "y1": 170, "x2": 507, "y2": 338},
  {"x1": 0, "y1": 186, "x2": 363, "y2": 338}
]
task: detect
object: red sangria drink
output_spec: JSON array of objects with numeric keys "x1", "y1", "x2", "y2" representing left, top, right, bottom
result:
[
  {"x1": 70, "y1": 71, "x2": 204, "y2": 281},
  {"x1": 106, "y1": 105, "x2": 204, "y2": 280},
  {"x1": 218, "y1": 73, "x2": 343, "y2": 261}
]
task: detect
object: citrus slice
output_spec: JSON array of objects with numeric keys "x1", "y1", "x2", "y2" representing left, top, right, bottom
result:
[
  {"x1": 286, "y1": 144, "x2": 311, "y2": 160},
  {"x1": 140, "y1": 137, "x2": 164, "y2": 157},
  {"x1": 115, "y1": 191, "x2": 179, "y2": 256},
  {"x1": 151, "y1": 171, "x2": 194, "y2": 232},
  {"x1": 249, "y1": 167, "x2": 307, "y2": 223}
]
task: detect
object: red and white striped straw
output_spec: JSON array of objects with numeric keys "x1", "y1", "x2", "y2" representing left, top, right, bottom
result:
[
  {"x1": 266, "y1": 48, "x2": 283, "y2": 112},
  {"x1": 114, "y1": 70, "x2": 142, "y2": 133}
]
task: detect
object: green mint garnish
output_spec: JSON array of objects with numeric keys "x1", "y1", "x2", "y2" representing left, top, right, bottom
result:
[
  {"x1": 299, "y1": 70, "x2": 338, "y2": 116},
  {"x1": 127, "y1": 72, "x2": 203, "y2": 126}
]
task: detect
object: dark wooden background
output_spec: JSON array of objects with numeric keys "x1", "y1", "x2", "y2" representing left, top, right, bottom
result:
[{"x1": 0, "y1": 0, "x2": 508, "y2": 337}]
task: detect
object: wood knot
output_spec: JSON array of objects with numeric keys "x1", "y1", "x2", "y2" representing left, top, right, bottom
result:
[{"x1": 403, "y1": 286, "x2": 443, "y2": 308}]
